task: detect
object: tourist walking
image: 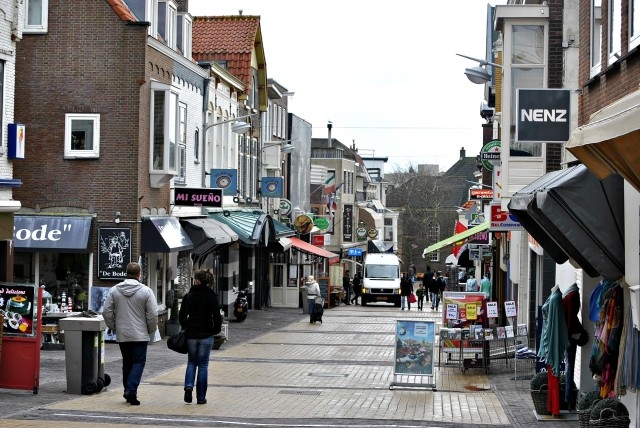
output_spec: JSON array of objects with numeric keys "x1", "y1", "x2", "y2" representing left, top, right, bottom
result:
[
  {"x1": 179, "y1": 269, "x2": 222, "y2": 405},
  {"x1": 400, "y1": 273, "x2": 413, "y2": 310},
  {"x1": 103, "y1": 262, "x2": 158, "y2": 406},
  {"x1": 350, "y1": 271, "x2": 362, "y2": 305},
  {"x1": 416, "y1": 282, "x2": 426, "y2": 310}
]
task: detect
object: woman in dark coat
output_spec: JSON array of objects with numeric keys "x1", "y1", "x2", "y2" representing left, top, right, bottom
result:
[
  {"x1": 400, "y1": 272, "x2": 413, "y2": 310},
  {"x1": 179, "y1": 270, "x2": 222, "y2": 405}
]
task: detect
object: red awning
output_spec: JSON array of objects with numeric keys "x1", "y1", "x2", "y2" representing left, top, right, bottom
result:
[{"x1": 289, "y1": 237, "x2": 340, "y2": 263}]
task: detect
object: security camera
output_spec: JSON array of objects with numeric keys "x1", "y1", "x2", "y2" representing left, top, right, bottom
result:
[{"x1": 480, "y1": 101, "x2": 494, "y2": 121}]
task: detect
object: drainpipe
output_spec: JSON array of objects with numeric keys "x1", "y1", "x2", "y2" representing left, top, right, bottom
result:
[{"x1": 202, "y1": 77, "x2": 211, "y2": 188}]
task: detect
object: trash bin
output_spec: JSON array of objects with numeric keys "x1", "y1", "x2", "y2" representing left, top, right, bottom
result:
[{"x1": 59, "y1": 314, "x2": 111, "y2": 395}]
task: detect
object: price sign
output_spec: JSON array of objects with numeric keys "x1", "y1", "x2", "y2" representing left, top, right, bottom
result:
[
  {"x1": 504, "y1": 301, "x2": 517, "y2": 317},
  {"x1": 465, "y1": 303, "x2": 477, "y2": 320},
  {"x1": 486, "y1": 301, "x2": 499, "y2": 318},
  {"x1": 446, "y1": 304, "x2": 458, "y2": 320}
]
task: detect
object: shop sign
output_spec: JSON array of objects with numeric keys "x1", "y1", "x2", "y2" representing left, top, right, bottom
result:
[
  {"x1": 367, "y1": 228, "x2": 378, "y2": 239},
  {"x1": 480, "y1": 140, "x2": 501, "y2": 171},
  {"x1": 342, "y1": 204, "x2": 353, "y2": 242},
  {"x1": 260, "y1": 177, "x2": 283, "y2": 198},
  {"x1": 98, "y1": 227, "x2": 132, "y2": 280},
  {"x1": 174, "y1": 188, "x2": 223, "y2": 207},
  {"x1": 516, "y1": 89, "x2": 571, "y2": 143},
  {"x1": 348, "y1": 248, "x2": 363, "y2": 256},
  {"x1": 278, "y1": 199, "x2": 292, "y2": 216},
  {"x1": 356, "y1": 227, "x2": 367, "y2": 241},
  {"x1": 0, "y1": 284, "x2": 36, "y2": 336},
  {"x1": 209, "y1": 169, "x2": 237, "y2": 196},
  {"x1": 312, "y1": 235, "x2": 325, "y2": 246},
  {"x1": 469, "y1": 188, "x2": 493, "y2": 199},
  {"x1": 490, "y1": 201, "x2": 523, "y2": 231}
]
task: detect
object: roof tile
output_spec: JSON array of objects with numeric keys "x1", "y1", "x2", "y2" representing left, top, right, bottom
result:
[
  {"x1": 192, "y1": 16, "x2": 261, "y2": 90},
  {"x1": 107, "y1": 0, "x2": 137, "y2": 22}
]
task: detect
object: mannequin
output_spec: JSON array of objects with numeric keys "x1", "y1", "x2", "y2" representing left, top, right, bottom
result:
[{"x1": 538, "y1": 286, "x2": 570, "y2": 415}]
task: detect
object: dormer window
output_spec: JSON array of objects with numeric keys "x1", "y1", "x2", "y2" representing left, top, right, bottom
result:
[
  {"x1": 177, "y1": 13, "x2": 193, "y2": 59},
  {"x1": 158, "y1": 1, "x2": 177, "y2": 49},
  {"x1": 24, "y1": 0, "x2": 48, "y2": 33}
]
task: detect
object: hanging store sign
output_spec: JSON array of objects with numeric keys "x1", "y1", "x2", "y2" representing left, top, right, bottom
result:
[
  {"x1": 174, "y1": 188, "x2": 223, "y2": 207},
  {"x1": 209, "y1": 169, "x2": 237, "y2": 196},
  {"x1": 480, "y1": 140, "x2": 501, "y2": 171},
  {"x1": 98, "y1": 227, "x2": 132, "y2": 280},
  {"x1": 490, "y1": 201, "x2": 522, "y2": 231},
  {"x1": 516, "y1": 89, "x2": 571, "y2": 143}
]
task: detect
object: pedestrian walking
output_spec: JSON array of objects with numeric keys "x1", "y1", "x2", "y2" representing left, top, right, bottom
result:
[
  {"x1": 424, "y1": 266, "x2": 434, "y2": 303},
  {"x1": 350, "y1": 271, "x2": 362, "y2": 305},
  {"x1": 431, "y1": 271, "x2": 446, "y2": 310},
  {"x1": 103, "y1": 262, "x2": 158, "y2": 406},
  {"x1": 408, "y1": 264, "x2": 416, "y2": 284},
  {"x1": 428, "y1": 271, "x2": 440, "y2": 310},
  {"x1": 179, "y1": 269, "x2": 222, "y2": 405},
  {"x1": 415, "y1": 282, "x2": 426, "y2": 310},
  {"x1": 342, "y1": 270, "x2": 352, "y2": 305},
  {"x1": 305, "y1": 275, "x2": 321, "y2": 322},
  {"x1": 400, "y1": 272, "x2": 413, "y2": 310}
]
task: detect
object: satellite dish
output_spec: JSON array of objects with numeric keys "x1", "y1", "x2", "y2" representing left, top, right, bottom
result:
[{"x1": 294, "y1": 214, "x2": 314, "y2": 234}]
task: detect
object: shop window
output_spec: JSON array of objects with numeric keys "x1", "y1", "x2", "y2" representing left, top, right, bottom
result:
[
  {"x1": 24, "y1": 0, "x2": 48, "y2": 33},
  {"x1": 64, "y1": 113, "x2": 100, "y2": 159}
]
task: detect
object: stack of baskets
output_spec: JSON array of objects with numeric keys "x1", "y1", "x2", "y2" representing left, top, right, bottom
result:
[
  {"x1": 588, "y1": 398, "x2": 630, "y2": 427},
  {"x1": 529, "y1": 371, "x2": 576, "y2": 415},
  {"x1": 577, "y1": 391, "x2": 601, "y2": 428}
]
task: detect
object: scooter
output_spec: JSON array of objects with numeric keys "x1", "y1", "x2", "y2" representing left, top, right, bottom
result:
[{"x1": 232, "y1": 287, "x2": 249, "y2": 321}]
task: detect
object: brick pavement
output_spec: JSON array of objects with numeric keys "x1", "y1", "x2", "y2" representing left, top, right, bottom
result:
[{"x1": 0, "y1": 304, "x2": 580, "y2": 427}]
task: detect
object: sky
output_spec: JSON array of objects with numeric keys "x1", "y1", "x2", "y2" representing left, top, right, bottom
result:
[{"x1": 188, "y1": 0, "x2": 507, "y2": 173}]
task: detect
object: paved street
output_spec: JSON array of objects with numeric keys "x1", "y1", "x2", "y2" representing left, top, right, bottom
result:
[{"x1": 0, "y1": 303, "x2": 579, "y2": 427}]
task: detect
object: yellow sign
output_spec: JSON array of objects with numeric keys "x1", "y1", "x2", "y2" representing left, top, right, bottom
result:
[{"x1": 465, "y1": 303, "x2": 477, "y2": 320}]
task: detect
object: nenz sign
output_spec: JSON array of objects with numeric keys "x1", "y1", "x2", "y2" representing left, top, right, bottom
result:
[{"x1": 516, "y1": 89, "x2": 570, "y2": 143}]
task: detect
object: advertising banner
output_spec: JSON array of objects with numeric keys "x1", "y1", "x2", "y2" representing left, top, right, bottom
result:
[
  {"x1": 0, "y1": 283, "x2": 37, "y2": 336},
  {"x1": 98, "y1": 227, "x2": 132, "y2": 280},
  {"x1": 393, "y1": 320, "x2": 435, "y2": 376},
  {"x1": 440, "y1": 292, "x2": 487, "y2": 351}
]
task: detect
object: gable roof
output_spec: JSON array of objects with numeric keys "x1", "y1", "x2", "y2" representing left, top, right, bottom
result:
[
  {"x1": 192, "y1": 15, "x2": 263, "y2": 94},
  {"x1": 108, "y1": 0, "x2": 138, "y2": 22}
]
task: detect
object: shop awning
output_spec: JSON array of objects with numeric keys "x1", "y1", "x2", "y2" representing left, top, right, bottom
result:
[
  {"x1": 422, "y1": 222, "x2": 489, "y2": 257},
  {"x1": 277, "y1": 237, "x2": 292, "y2": 251},
  {"x1": 566, "y1": 88, "x2": 640, "y2": 192},
  {"x1": 13, "y1": 215, "x2": 93, "y2": 252},
  {"x1": 181, "y1": 218, "x2": 238, "y2": 257},
  {"x1": 141, "y1": 216, "x2": 193, "y2": 253},
  {"x1": 359, "y1": 207, "x2": 383, "y2": 228},
  {"x1": 208, "y1": 209, "x2": 294, "y2": 246},
  {"x1": 289, "y1": 236, "x2": 340, "y2": 263},
  {"x1": 508, "y1": 164, "x2": 624, "y2": 280}
]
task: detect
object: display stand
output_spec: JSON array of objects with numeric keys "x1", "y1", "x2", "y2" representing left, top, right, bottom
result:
[
  {"x1": 0, "y1": 284, "x2": 42, "y2": 394},
  {"x1": 390, "y1": 320, "x2": 437, "y2": 390}
]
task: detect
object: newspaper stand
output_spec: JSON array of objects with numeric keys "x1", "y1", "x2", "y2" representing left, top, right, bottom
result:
[
  {"x1": 390, "y1": 320, "x2": 437, "y2": 390},
  {"x1": 0, "y1": 283, "x2": 42, "y2": 394}
]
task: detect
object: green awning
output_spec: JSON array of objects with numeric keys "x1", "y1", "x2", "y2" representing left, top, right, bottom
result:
[
  {"x1": 208, "y1": 209, "x2": 294, "y2": 246},
  {"x1": 422, "y1": 222, "x2": 490, "y2": 257}
]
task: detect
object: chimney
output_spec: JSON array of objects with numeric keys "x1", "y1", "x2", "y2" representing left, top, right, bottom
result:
[
  {"x1": 460, "y1": 147, "x2": 466, "y2": 159},
  {"x1": 327, "y1": 122, "x2": 332, "y2": 147}
]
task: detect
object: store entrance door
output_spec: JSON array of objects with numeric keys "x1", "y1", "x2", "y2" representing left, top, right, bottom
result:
[{"x1": 270, "y1": 263, "x2": 296, "y2": 307}]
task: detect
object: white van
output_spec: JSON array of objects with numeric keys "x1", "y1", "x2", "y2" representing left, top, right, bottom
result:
[{"x1": 361, "y1": 253, "x2": 401, "y2": 306}]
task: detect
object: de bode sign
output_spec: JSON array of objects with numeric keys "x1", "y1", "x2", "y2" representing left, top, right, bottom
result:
[{"x1": 174, "y1": 188, "x2": 223, "y2": 207}]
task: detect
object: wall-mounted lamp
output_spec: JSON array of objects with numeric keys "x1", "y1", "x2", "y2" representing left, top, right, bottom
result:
[
  {"x1": 231, "y1": 121, "x2": 251, "y2": 133},
  {"x1": 115, "y1": 211, "x2": 121, "y2": 224},
  {"x1": 262, "y1": 139, "x2": 298, "y2": 154},
  {"x1": 456, "y1": 53, "x2": 503, "y2": 84}
]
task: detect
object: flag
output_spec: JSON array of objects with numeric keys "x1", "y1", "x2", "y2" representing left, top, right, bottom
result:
[
  {"x1": 451, "y1": 221, "x2": 468, "y2": 257},
  {"x1": 324, "y1": 173, "x2": 336, "y2": 195}
]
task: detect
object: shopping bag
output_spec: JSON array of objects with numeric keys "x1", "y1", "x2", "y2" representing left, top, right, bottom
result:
[
  {"x1": 167, "y1": 330, "x2": 188, "y2": 354},
  {"x1": 409, "y1": 293, "x2": 417, "y2": 303}
]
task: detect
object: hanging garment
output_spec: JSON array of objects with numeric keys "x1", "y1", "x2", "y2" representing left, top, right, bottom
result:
[
  {"x1": 547, "y1": 366, "x2": 561, "y2": 416},
  {"x1": 589, "y1": 280, "x2": 604, "y2": 322},
  {"x1": 616, "y1": 305, "x2": 637, "y2": 395},
  {"x1": 538, "y1": 288, "x2": 570, "y2": 376},
  {"x1": 562, "y1": 284, "x2": 582, "y2": 404}
]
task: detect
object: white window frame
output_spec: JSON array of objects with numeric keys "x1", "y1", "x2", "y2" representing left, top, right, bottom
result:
[
  {"x1": 150, "y1": 81, "x2": 179, "y2": 174},
  {"x1": 64, "y1": 113, "x2": 100, "y2": 159},
  {"x1": 147, "y1": 0, "x2": 158, "y2": 38},
  {"x1": 183, "y1": 15, "x2": 192, "y2": 59},
  {"x1": 630, "y1": 0, "x2": 640, "y2": 50},
  {"x1": 167, "y1": 1, "x2": 177, "y2": 50},
  {"x1": 176, "y1": 102, "x2": 187, "y2": 183},
  {"x1": 608, "y1": 0, "x2": 622, "y2": 64},
  {"x1": 24, "y1": 0, "x2": 48, "y2": 33},
  {"x1": 591, "y1": 0, "x2": 603, "y2": 76}
]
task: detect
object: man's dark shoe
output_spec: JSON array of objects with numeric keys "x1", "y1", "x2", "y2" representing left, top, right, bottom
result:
[
  {"x1": 197, "y1": 399, "x2": 207, "y2": 404},
  {"x1": 184, "y1": 387, "x2": 193, "y2": 403},
  {"x1": 123, "y1": 392, "x2": 140, "y2": 405}
]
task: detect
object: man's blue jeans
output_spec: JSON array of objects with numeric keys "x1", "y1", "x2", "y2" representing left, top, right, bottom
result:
[
  {"x1": 308, "y1": 298, "x2": 315, "y2": 316},
  {"x1": 119, "y1": 341, "x2": 148, "y2": 397},
  {"x1": 185, "y1": 335, "x2": 215, "y2": 402}
]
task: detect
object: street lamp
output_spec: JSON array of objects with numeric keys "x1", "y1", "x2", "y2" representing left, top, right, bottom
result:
[
  {"x1": 456, "y1": 53, "x2": 502, "y2": 84},
  {"x1": 262, "y1": 139, "x2": 297, "y2": 154}
]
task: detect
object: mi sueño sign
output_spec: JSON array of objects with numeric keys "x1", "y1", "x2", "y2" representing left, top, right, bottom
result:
[
  {"x1": 174, "y1": 188, "x2": 223, "y2": 207},
  {"x1": 516, "y1": 89, "x2": 570, "y2": 143}
]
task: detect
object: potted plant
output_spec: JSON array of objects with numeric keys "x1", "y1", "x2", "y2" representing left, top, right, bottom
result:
[
  {"x1": 589, "y1": 398, "x2": 629, "y2": 427},
  {"x1": 577, "y1": 390, "x2": 601, "y2": 428}
]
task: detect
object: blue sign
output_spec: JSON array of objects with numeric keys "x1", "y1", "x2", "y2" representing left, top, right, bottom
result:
[
  {"x1": 348, "y1": 248, "x2": 363, "y2": 256},
  {"x1": 261, "y1": 177, "x2": 283, "y2": 198},
  {"x1": 209, "y1": 169, "x2": 237, "y2": 196}
]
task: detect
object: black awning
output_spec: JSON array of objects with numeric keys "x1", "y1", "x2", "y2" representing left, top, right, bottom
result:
[
  {"x1": 368, "y1": 239, "x2": 387, "y2": 253},
  {"x1": 508, "y1": 165, "x2": 624, "y2": 279},
  {"x1": 141, "y1": 217, "x2": 193, "y2": 253},
  {"x1": 13, "y1": 215, "x2": 93, "y2": 252},
  {"x1": 181, "y1": 218, "x2": 238, "y2": 257}
]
